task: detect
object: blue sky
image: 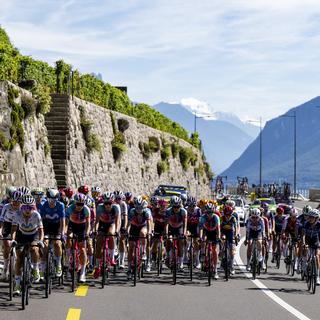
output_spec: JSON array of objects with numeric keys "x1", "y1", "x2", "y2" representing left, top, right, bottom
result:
[{"x1": 1, "y1": 0, "x2": 320, "y2": 120}]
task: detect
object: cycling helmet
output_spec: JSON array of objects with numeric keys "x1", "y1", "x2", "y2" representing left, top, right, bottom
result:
[
  {"x1": 6, "y1": 186, "x2": 17, "y2": 198},
  {"x1": 85, "y1": 197, "x2": 93, "y2": 207},
  {"x1": 276, "y1": 207, "x2": 284, "y2": 214},
  {"x1": 302, "y1": 205, "x2": 312, "y2": 215},
  {"x1": 205, "y1": 202, "x2": 215, "y2": 212},
  {"x1": 59, "y1": 190, "x2": 66, "y2": 198},
  {"x1": 22, "y1": 194, "x2": 35, "y2": 205},
  {"x1": 261, "y1": 202, "x2": 269, "y2": 210},
  {"x1": 150, "y1": 195, "x2": 159, "y2": 206},
  {"x1": 64, "y1": 187, "x2": 74, "y2": 199},
  {"x1": 290, "y1": 208, "x2": 298, "y2": 217},
  {"x1": 170, "y1": 196, "x2": 182, "y2": 207},
  {"x1": 91, "y1": 186, "x2": 101, "y2": 193},
  {"x1": 78, "y1": 185, "x2": 89, "y2": 194},
  {"x1": 309, "y1": 209, "x2": 320, "y2": 219},
  {"x1": 125, "y1": 192, "x2": 133, "y2": 200},
  {"x1": 17, "y1": 186, "x2": 31, "y2": 195},
  {"x1": 224, "y1": 205, "x2": 233, "y2": 215},
  {"x1": 134, "y1": 196, "x2": 148, "y2": 209},
  {"x1": 250, "y1": 208, "x2": 261, "y2": 217},
  {"x1": 102, "y1": 192, "x2": 115, "y2": 203},
  {"x1": 31, "y1": 187, "x2": 44, "y2": 196},
  {"x1": 187, "y1": 196, "x2": 197, "y2": 207},
  {"x1": 11, "y1": 191, "x2": 23, "y2": 202},
  {"x1": 114, "y1": 190, "x2": 125, "y2": 201},
  {"x1": 46, "y1": 188, "x2": 59, "y2": 199},
  {"x1": 74, "y1": 193, "x2": 86, "y2": 204},
  {"x1": 180, "y1": 193, "x2": 187, "y2": 203},
  {"x1": 225, "y1": 200, "x2": 236, "y2": 208},
  {"x1": 158, "y1": 199, "x2": 168, "y2": 208},
  {"x1": 199, "y1": 199, "x2": 208, "y2": 207}
]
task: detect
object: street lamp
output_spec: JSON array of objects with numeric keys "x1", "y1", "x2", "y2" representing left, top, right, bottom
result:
[
  {"x1": 194, "y1": 111, "x2": 215, "y2": 133},
  {"x1": 247, "y1": 117, "x2": 263, "y2": 187},
  {"x1": 280, "y1": 111, "x2": 297, "y2": 198}
]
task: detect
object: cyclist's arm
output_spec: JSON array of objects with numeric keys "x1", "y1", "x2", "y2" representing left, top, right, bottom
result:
[
  {"x1": 115, "y1": 211, "x2": 120, "y2": 234},
  {"x1": 11, "y1": 224, "x2": 17, "y2": 241},
  {"x1": 85, "y1": 216, "x2": 90, "y2": 237},
  {"x1": 38, "y1": 227, "x2": 44, "y2": 242}
]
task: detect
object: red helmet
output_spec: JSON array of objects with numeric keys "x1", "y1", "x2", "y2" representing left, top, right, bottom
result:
[
  {"x1": 276, "y1": 207, "x2": 284, "y2": 214},
  {"x1": 78, "y1": 185, "x2": 89, "y2": 194},
  {"x1": 224, "y1": 205, "x2": 233, "y2": 215},
  {"x1": 64, "y1": 187, "x2": 74, "y2": 199}
]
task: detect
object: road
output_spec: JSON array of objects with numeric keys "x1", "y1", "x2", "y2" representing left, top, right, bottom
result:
[{"x1": 0, "y1": 200, "x2": 319, "y2": 320}]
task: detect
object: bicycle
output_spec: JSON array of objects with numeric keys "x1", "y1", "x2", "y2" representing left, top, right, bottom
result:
[
  {"x1": 220, "y1": 237, "x2": 233, "y2": 281},
  {"x1": 100, "y1": 234, "x2": 118, "y2": 288},
  {"x1": 305, "y1": 246, "x2": 317, "y2": 294},
  {"x1": 273, "y1": 233, "x2": 281, "y2": 269},
  {"x1": 128, "y1": 235, "x2": 147, "y2": 286},
  {"x1": 262, "y1": 237, "x2": 269, "y2": 274},
  {"x1": 68, "y1": 235, "x2": 82, "y2": 292},
  {"x1": 169, "y1": 235, "x2": 185, "y2": 285},
  {"x1": 251, "y1": 238, "x2": 261, "y2": 280},
  {"x1": 285, "y1": 236, "x2": 297, "y2": 277},
  {"x1": 153, "y1": 232, "x2": 164, "y2": 276},
  {"x1": 202, "y1": 240, "x2": 217, "y2": 286},
  {"x1": 0, "y1": 237, "x2": 15, "y2": 301},
  {"x1": 44, "y1": 235, "x2": 62, "y2": 298},
  {"x1": 187, "y1": 235, "x2": 195, "y2": 281}
]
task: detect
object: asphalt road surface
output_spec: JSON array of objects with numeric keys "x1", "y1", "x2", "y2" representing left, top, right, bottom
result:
[{"x1": 0, "y1": 200, "x2": 319, "y2": 320}]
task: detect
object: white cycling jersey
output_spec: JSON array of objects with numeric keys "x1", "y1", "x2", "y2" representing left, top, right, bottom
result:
[
  {"x1": 12, "y1": 210, "x2": 43, "y2": 235},
  {"x1": 0, "y1": 203, "x2": 19, "y2": 223}
]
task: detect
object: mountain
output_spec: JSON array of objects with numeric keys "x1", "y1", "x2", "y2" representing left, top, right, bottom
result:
[
  {"x1": 153, "y1": 101, "x2": 257, "y2": 174},
  {"x1": 221, "y1": 97, "x2": 320, "y2": 188}
]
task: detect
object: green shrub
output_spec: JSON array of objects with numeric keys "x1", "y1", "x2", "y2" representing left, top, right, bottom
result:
[
  {"x1": 44, "y1": 143, "x2": 51, "y2": 157},
  {"x1": 21, "y1": 94, "x2": 36, "y2": 118},
  {"x1": 171, "y1": 142, "x2": 179, "y2": 158},
  {"x1": 111, "y1": 132, "x2": 126, "y2": 161},
  {"x1": 161, "y1": 144, "x2": 171, "y2": 161},
  {"x1": 32, "y1": 84, "x2": 51, "y2": 115},
  {"x1": 110, "y1": 112, "x2": 117, "y2": 133},
  {"x1": 157, "y1": 160, "x2": 169, "y2": 176},
  {"x1": 87, "y1": 133, "x2": 102, "y2": 153},
  {"x1": 190, "y1": 132, "x2": 201, "y2": 150},
  {"x1": 117, "y1": 118, "x2": 129, "y2": 132},
  {"x1": 141, "y1": 142, "x2": 150, "y2": 159},
  {"x1": 0, "y1": 131, "x2": 10, "y2": 150},
  {"x1": 179, "y1": 147, "x2": 197, "y2": 171},
  {"x1": 148, "y1": 136, "x2": 160, "y2": 152},
  {"x1": 204, "y1": 161, "x2": 214, "y2": 180}
]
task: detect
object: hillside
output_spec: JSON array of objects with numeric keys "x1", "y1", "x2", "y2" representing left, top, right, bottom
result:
[{"x1": 222, "y1": 97, "x2": 320, "y2": 188}]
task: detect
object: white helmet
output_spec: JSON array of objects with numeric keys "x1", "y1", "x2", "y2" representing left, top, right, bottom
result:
[
  {"x1": 226, "y1": 200, "x2": 236, "y2": 208},
  {"x1": 91, "y1": 186, "x2": 101, "y2": 193},
  {"x1": 309, "y1": 209, "x2": 320, "y2": 219},
  {"x1": 170, "y1": 196, "x2": 182, "y2": 207},
  {"x1": 134, "y1": 196, "x2": 148, "y2": 209},
  {"x1": 250, "y1": 208, "x2": 261, "y2": 217}
]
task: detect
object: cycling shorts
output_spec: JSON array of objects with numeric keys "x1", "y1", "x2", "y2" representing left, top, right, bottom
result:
[
  {"x1": 44, "y1": 221, "x2": 60, "y2": 236},
  {"x1": 168, "y1": 226, "x2": 183, "y2": 236},
  {"x1": 154, "y1": 223, "x2": 166, "y2": 235},
  {"x1": 248, "y1": 230, "x2": 263, "y2": 241},
  {"x1": 68, "y1": 221, "x2": 86, "y2": 242},
  {"x1": 16, "y1": 230, "x2": 39, "y2": 246},
  {"x1": 2, "y1": 221, "x2": 12, "y2": 238},
  {"x1": 187, "y1": 224, "x2": 199, "y2": 237},
  {"x1": 129, "y1": 225, "x2": 145, "y2": 238},
  {"x1": 98, "y1": 221, "x2": 114, "y2": 234},
  {"x1": 203, "y1": 229, "x2": 219, "y2": 243}
]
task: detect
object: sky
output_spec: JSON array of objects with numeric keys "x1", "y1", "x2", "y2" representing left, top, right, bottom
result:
[{"x1": 1, "y1": 0, "x2": 320, "y2": 121}]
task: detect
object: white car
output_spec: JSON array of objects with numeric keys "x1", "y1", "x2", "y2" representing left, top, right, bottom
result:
[{"x1": 231, "y1": 197, "x2": 249, "y2": 226}]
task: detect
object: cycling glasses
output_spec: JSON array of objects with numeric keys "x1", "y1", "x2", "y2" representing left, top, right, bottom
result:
[
  {"x1": 104, "y1": 201, "x2": 113, "y2": 205},
  {"x1": 75, "y1": 202, "x2": 84, "y2": 207},
  {"x1": 21, "y1": 205, "x2": 34, "y2": 212}
]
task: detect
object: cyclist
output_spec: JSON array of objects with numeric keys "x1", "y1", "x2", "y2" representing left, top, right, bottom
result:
[
  {"x1": 64, "y1": 187, "x2": 74, "y2": 203},
  {"x1": 91, "y1": 186, "x2": 103, "y2": 205},
  {"x1": 40, "y1": 188, "x2": 65, "y2": 279},
  {"x1": 302, "y1": 209, "x2": 320, "y2": 285},
  {"x1": 65, "y1": 193, "x2": 90, "y2": 283},
  {"x1": 180, "y1": 193, "x2": 188, "y2": 208},
  {"x1": 11, "y1": 194, "x2": 44, "y2": 295},
  {"x1": 0, "y1": 190, "x2": 22, "y2": 281},
  {"x1": 31, "y1": 187, "x2": 45, "y2": 211},
  {"x1": 261, "y1": 203, "x2": 274, "y2": 255},
  {"x1": 165, "y1": 196, "x2": 187, "y2": 270},
  {"x1": 151, "y1": 198, "x2": 168, "y2": 269},
  {"x1": 220, "y1": 205, "x2": 238, "y2": 274},
  {"x1": 127, "y1": 196, "x2": 152, "y2": 280},
  {"x1": 272, "y1": 206, "x2": 286, "y2": 263},
  {"x1": 186, "y1": 196, "x2": 202, "y2": 269},
  {"x1": 94, "y1": 192, "x2": 120, "y2": 278},
  {"x1": 245, "y1": 208, "x2": 265, "y2": 271},
  {"x1": 199, "y1": 202, "x2": 221, "y2": 279},
  {"x1": 226, "y1": 199, "x2": 241, "y2": 243},
  {"x1": 58, "y1": 189, "x2": 70, "y2": 208},
  {"x1": 282, "y1": 208, "x2": 299, "y2": 270}
]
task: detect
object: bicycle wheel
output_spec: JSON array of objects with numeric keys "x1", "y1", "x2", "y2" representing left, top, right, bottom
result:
[
  {"x1": 157, "y1": 241, "x2": 162, "y2": 276},
  {"x1": 208, "y1": 245, "x2": 212, "y2": 286},
  {"x1": 311, "y1": 258, "x2": 317, "y2": 294},
  {"x1": 45, "y1": 249, "x2": 51, "y2": 298},
  {"x1": 286, "y1": 246, "x2": 292, "y2": 275},
  {"x1": 189, "y1": 238, "x2": 193, "y2": 281},
  {"x1": 71, "y1": 242, "x2": 76, "y2": 292},
  {"x1": 276, "y1": 240, "x2": 281, "y2": 269},
  {"x1": 224, "y1": 243, "x2": 229, "y2": 281},
  {"x1": 291, "y1": 254, "x2": 296, "y2": 277},
  {"x1": 307, "y1": 263, "x2": 312, "y2": 291},
  {"x1": 101, "y1": 241, "x2": 106, "y2": 289},
  {"x1": 25, "y1": 258, "x2": 30, "y2": 306},
  {"x1": 252, "y1": 246, "x2": 257, "y2": 280},
  {"x1": 264, "y1": 248, "x2": 268, "y2": 274},
  {"x1": 9, "y1": 249, "x2": 14, "y2": 301},
  {"x1": 173, "y1": 246, "x2": 177, "y2": 285},
  {"x1": 133, "y1": 245, "x2": 137, "y2": 286},
  {"x1": 21, "y1": 252, "x2": 27, "y2": 310}
]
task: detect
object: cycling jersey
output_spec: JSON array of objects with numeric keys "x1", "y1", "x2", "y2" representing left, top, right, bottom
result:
[
  {"x1": 274, "y1": 215, "x2": 286, "y2": 234},
  {"x1": 66, "y1": 204, "x2": 90, "y2": 224},
  {"x1": 12, "y1": 210, "x2": 43, "y2": 235},
  {"x1": 128, "y1": 208, "x2": 152, "y2": 227},
  {"x1": 0, "y1": 203, "x2": 18, "y2": 223},
  {"x1": 199, "y1": 214, "x2": 220, "y2": 232},
  {"x1": 152, "y1": 208, "x2": 167, "y2": 227},
  {"x1": 96, "y1": 204, "x2": 120, "y2": 224},
  {"x1": 187, "y1": 206, "x2": 201, "y2": 226},
  {"x1": 40, "y1": 200, "x2": 65, "y2": 224},
  {"x1": 166, "y1": 207, "x2": 187, "y2": 228},
  {"x1": 303, "y1": 221, "x2": 320, "y2": 248},
  {"x1": 246, "y1": 216, "x2": 265, "y2": 240},
  {"x1": 282, "y1": 216, "x2": 297, "y2": 235},
  {"x1": 263, "y1": 211, "x2": 274, "y2": 230}
]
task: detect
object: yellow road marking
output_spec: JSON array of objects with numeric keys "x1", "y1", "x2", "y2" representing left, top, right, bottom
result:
[
  {"x1": 75, "y1": 284, "x2": 89, "y2": 297},
  {"x1": 66, "y1": 308, "x2": 81, "y2": 320}
]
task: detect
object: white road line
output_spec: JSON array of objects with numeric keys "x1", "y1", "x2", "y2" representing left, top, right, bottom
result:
[{"x1": 235, "y1": 238, "x2": 312, "y2": 320}]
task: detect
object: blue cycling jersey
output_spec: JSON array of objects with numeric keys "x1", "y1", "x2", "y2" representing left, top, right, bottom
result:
[{"x1": 40, "y1": 200, "x2": 65, "y2": 224}]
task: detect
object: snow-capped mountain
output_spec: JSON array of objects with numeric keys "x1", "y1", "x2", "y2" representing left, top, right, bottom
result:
[
  {"x1": 178, "y1": 98, "x2": 259, "y2": 138},
  {"x1": 153, "y1": 100, "x2": 259, "y2": 174}
]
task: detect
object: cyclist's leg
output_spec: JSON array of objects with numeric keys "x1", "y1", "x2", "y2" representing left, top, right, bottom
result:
[
  {"x1": 107, "y1": 224, "x2": 116, "y2": 264},
  {"x1": 14, "y1": 246, "x2": 23, "y2": 294},
  {"x1": 119, "y1": 232, "x2": 126, "y2": 269}
]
